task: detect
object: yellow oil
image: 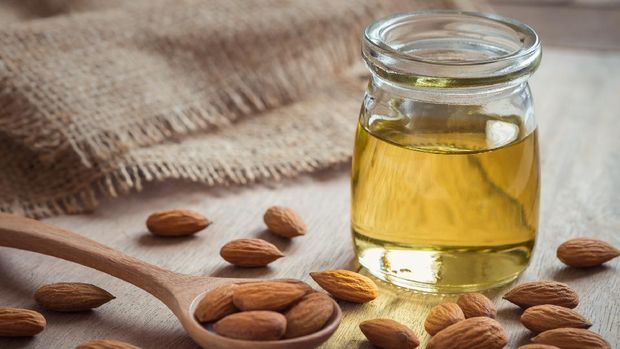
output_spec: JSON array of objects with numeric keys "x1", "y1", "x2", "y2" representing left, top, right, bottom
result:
[{"x1": 351, "y1": 115, "x2": 539, "y2": 292}]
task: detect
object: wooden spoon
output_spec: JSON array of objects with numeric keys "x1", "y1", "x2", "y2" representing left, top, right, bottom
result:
[{"x1": 0, "y1": 213, "x2": 341, "y2": 348}]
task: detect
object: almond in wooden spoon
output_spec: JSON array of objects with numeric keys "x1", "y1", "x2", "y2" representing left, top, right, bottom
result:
[
  {"x1": 76, "y1": 339, "x2": 141, "y2": 349},
  {"x1": 220, "y1": 238, "x2": 284, "y2": 267},
  {"x1": 264, "y1": 206, "x2": 306, "y2": 238},
  {"x1": 35, "y1": 282, "x2": 115, "y2": 312},
  {"x1": 424, "y1": 302, "x2": 465, "y2": 335},
  {"x1": 146, "y1": 208, "x2": 210, "y2": 237},
  {"x1": 359, "y1": 318, "x2": 419, "y2": 349},
  {"x1": 503, "y1": 281, "x2": 579, "y2": 309},
  {"x1": 194, "y1": 284, "x2": 238, "y2": 322},
  {"x1": 518, "y1": 345, "x2": 560, "y2": 349},
  {"x1": 0, "y1": 307, "x2": 46, "y2": 337},
  {"x1": 310, "y1": 269, "x2": 378, "y2": 303},
  {"x1": 532, "y1": 328, "x2": 610, "y2": 349},
  {"x1": 457, "y1": 293, "x2": 496, "y2": 318},
  {"x1": 427, "y1": 317, "x2": 507, "y2": 349},
  {"x1": 557, "y1": 237, "x2": 620, "y2": 268},
  {"x1": 213, "y1": 311, "x2": 286, "y2": 340},
  {"x1": 232, "y1": 281, "x2": 307, "y2": 311},
  {"x1": 521, "y1": 304, "x2": 591, "y2": 333},
  {"x1": 285, "y1": 293, "x2": 335, "y2": 338}
]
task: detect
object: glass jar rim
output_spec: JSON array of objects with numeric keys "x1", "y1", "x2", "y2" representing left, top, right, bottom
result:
[{"x1": 362, "y1": 10, "x2": 542, "y2": 88}]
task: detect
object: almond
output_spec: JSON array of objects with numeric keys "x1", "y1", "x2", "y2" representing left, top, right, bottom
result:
[
  {"x1": 0, "y1": 307, "x2": 46, "y2": 337},
  {"x1": 285, "y1": 293, "x2": 335, "y2": 338},
  {"x1": 232, "y1": 281, "x2": 307, "y2": 311},
  {"x1": 35, "y1": 282, "x2": 115, "y2": 312},
  {"x1": 213, "y1": 311, "x2": 286, "y2": 340},
  {"x1": 359, "y1": 318, "x2": 420, "y2": 349},
  {"x1": 557, "y1": 237, "x2": 620, "y2": 268},
  {"x1": 427, "y1": 317, "x2": 507, "y2": 349},
  {"x1": 310, "y1": 269, "x2": 378, "y2": 303},
  {"x1": 457, "y1": 293, "x2": 496, "y2": 319},
  {"x1": 146, "y1": 208, "x2": 210, "y2": 237},
  {"x1": 503, "y1": 281, "x2": 579, "y2": 309},
  {"x1": 75, "y1": 339, "x2": 141, "y2": 349},
  {"x1": 424, "y1": 303, "x2": 465, "y2": 336},
  {"x1": 518, "y1": 345, "x2": 560, "y2": 349},
  {"x1": 264, "y1": 206, "x2": 306, "y2": 238},
  {"x1": 220, "y1": 238, "x2": 284, "y2": 267},
  {"x1": 521, "y1": 304, "x2": 591, "y2": 333},
  {"x1": 532, "y1": 328, "x2": 610, "y2": 349},
  {"x1": 194, "y1": 284, "x2": 238, "y2": 322}
]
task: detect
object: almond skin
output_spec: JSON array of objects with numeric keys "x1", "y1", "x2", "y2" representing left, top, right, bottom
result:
[
  {"x1": 284, "y1": 293, "x2": 335, "y2": 338},
  {"x1": 424, "y1": 303, "x2": 465, "y2": 336},
  {"x1": 518, "y1": 345, "x2": 560, "y2": 349},
  {"x1": 310, "y1": 269, "x2": 378, "y2": 303},
  {"x1": 194, "y1": 284, "x2": 238, "y2": 322},
  {"x1": 213, "y1": 311, "x2": 286, "y2": 340},
  {"x1": 521, "y1": 304, "x2": 591, "y2": 333},
  {"x1": 0, "y1": 307, "x2": 46, "y2": 337},
  {"x1": 532, "y1": 328, "x2": 610, "y2": 349},
  {"x1": 35, "y1": 282, "x2": 115, "y2": 312},
  {"x1": 557, "y1": 237, "x2": 620, "y2": 268},
  {"x1": 220, "y1": 238, "x2": 284, "y2": 267},
  {"x1": 359, "y1": 318, "x2": 420, "y2": 349},
  {"x1": 503, "y1": 281, "x2": 579, "y2": 309},
  {"x1": 232, "y1": 281, "x2": 308, "y2": 311},
  {"x1": 264, "y1": 206, "x2": 306, "y2": 238},
  {"x1": 457, "y1": 293, "x2": 496, "y2": 319},
  {"x1": 146, "y1": 208, "x2": 210, "y2": 237},
  {"x1": 75, "y1": 339, "x2": 141, "y2": 349},
  {"x1": 427, "y1": 317, "x2": 507, "y2": 349}
]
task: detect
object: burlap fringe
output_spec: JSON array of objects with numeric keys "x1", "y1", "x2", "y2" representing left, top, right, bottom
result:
[{"x1": 1, "y1": 148, "x2": 350, "y2": 218}]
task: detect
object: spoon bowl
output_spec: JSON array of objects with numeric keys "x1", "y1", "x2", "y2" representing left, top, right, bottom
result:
[{"x1": 0, "y1": 213, "x2": 341, "y2": 349}]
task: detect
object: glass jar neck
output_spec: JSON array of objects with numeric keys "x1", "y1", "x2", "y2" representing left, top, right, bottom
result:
[{"x1": 362, "y1": 11, "x2": 542, "y2": 90}]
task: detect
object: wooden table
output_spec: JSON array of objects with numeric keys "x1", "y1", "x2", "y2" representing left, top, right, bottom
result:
[{"x1": 1, "y1": 47, "x2": 619, "y2": 348}]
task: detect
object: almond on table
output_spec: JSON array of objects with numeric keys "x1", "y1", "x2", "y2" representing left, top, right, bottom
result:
[
  {"x1": 219, "y1": 238, "x2": 284, "y2": 267},
  {"x1": 521, "y1": 304, "x2": 591, "y2": 333},
  {"x1": 503, "y1": 280, "x2": 579, "y2": 309},
  {"x1": 557, "y1": 237, "x2": 620, "y2": 268},
  {"x1": 146, "y1": 208, "x2": 210, "y2": 237},
  {"x1": 310, "y1": 269, "x2": 378, "y2": 303},
  {"x1": 35, "y1": 282, "x2": 115, "y2": 312},
  {"x1": 424, "y1": 302, "x2": 465, "y2": 336},
  {"x1": 427, "y1": 317, "x2": 507, "y2": 349},
  {"x1": 0, "y1": 307, "x2": 46, "y2": 337},
  {"x1": 359, "y1": 318, "x2": 419, "y2": 349},
  {"x1": 456, "y1": 293, "x2": 496, "y2": 319},
  {"x1": 532, "y1": 328, "x2": 611, "y2": 349},
  {"x1": 264, "y1": 206, "x2": 306, "y2": 238}
]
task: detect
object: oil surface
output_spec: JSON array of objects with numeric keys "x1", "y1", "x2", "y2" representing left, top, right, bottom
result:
[{"x1": 351, "y1": 115, "x2": 539, "y2": 292}]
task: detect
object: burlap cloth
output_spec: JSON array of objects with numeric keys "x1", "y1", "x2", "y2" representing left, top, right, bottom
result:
[{"x1": 0, "y1": 0, "x2": 472, "y2": 218}]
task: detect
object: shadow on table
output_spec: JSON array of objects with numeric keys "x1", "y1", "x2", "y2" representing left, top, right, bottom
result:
[
  {"x1": 0, "y1": 254, "x2": 41, "y2": 302},
  {"x1": 550, "y1": 265, "x2": 612, "y2": 282},
  {"x1": 209, "y1": 265, "x2": 274, "y2": 279},
  {"x1": 136, "y1": 232, "x2": 200, "y2": 247}
]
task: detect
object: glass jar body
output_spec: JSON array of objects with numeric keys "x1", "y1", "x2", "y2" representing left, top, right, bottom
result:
[{"x1": 351, "y1": 77, "x2": 540, "y2": 292}]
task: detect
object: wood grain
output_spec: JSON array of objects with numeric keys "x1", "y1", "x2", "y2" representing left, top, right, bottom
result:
[{"x1": 0, "y1": 47, "x2": 618, "y2": 348}]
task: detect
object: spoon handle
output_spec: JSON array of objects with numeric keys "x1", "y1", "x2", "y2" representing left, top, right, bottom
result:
[{"x1": 0, "y1": 213, "x2": 184, "y2": 300}]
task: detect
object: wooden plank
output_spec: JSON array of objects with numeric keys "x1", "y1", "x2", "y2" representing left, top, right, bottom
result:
[
  {"x1": 0, "y1": 47, "x2": 619, "y2": 348},
  {"x1": 490, "y1": 0, "x2": 620, "y2": 50}
]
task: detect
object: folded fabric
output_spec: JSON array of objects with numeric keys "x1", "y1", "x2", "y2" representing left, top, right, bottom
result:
[{"x1": 0, "y1": 0, "x2": 466, "y2": 217}]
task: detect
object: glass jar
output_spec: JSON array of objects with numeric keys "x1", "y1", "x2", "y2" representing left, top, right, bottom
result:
[{"x1": 351, "y1": 11, "x2": 542, "y2": 293}]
